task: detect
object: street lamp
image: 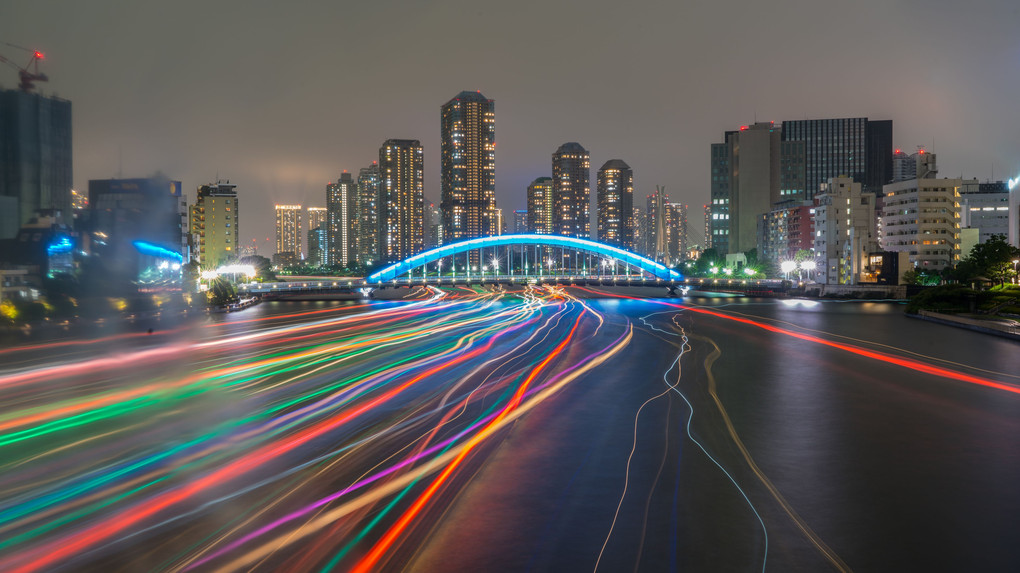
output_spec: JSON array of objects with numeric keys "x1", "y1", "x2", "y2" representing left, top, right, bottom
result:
[
  {"x1": 799, "y1": 260, "x2": 817, "y2": 282},
  {"x1": 743, "y1": 267, "x2": 755, "y2": 277},
  {"x1": 1013, "y1": 259, "x2": 1019, "y2": 284},
  {"x1": 780, "y1": 260, "x2": 797, "y2": 279},
  {"x1": 491, "y1": 256, "x2": 500, "y2": 277}
]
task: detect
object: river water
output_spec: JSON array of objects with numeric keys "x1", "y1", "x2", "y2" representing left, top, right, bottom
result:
[
  {"x1": 1, "y1": 292, "x2": 1016, "y2": 572},
  {"x1": 405, "y1": 294, "x2": 1020, "y2": 572}
]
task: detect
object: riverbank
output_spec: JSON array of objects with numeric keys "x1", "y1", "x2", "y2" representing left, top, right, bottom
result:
[{"x1": 907, "y1": 309, "x2": 1020, "y2": 341}]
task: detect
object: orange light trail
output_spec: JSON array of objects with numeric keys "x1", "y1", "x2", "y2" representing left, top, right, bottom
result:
[
  {"x1": 351, "y1": 310, "x2": 586, "y2": 573},
  {"x1": 0, "y1": 300, "x2": 529, "y2": 573},
  {"x1": 572, "y1": 287, "x2": 1020, "y2": 395}
]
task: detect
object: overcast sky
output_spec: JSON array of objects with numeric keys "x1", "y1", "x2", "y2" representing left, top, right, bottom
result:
[{"x1": 4, "y1": 0, "x2": 1019, "y2": 252}]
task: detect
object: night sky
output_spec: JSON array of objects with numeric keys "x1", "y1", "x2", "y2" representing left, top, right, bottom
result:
[{"x1": 4, "y1": 0, "x2": 1018, "y2": 252}]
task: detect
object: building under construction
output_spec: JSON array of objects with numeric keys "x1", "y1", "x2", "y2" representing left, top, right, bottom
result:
[{"x1": 0, "y1": 46, "x2": 72, "y2": 238}]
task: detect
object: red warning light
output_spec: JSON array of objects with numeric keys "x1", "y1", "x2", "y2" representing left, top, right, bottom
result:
[
  {"x1": 895, "y1": 148, "x2": 901, "y2": 154},
  {"x1": 919, "y1": 149, "x2": 925, "y2": 154},
  {"x1": 34, "y1": 51, "x2": 44, "y2": 59},
  {"x1": 740, "y1": 125, "x2": 749, "y2": 131}
]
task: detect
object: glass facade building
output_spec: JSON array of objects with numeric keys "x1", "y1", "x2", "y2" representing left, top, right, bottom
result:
[{"x1": 781, "y1": 117, "x2": 892, "y2": 196}]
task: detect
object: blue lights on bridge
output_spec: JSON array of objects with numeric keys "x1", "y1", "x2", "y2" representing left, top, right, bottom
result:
[
  {"x1": 132, "y1": 240, "x2": 184, "y2": 263},
  {"x1": 366, "y1": 234, "x2": 682, "y2": 284}
]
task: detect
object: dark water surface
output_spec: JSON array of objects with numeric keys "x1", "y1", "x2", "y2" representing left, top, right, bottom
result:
[
  {"x1": 1, "y1": 294, "x2": 1016, "y2": 572},
  {"x1": 410, "y1": 297, "x2": 1020, "y2": 572}
]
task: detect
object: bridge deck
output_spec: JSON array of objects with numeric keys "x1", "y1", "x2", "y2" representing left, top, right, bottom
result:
[{"x1": 239, "y1": 276, "x2": 791, "y2": 296}]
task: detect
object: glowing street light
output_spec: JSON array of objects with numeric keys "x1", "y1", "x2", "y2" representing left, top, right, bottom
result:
[
  {"x1": 743, "y1": 267, "x2": 756, "y2": 276},
  {"x1": 799, "y1": 260, "x2": 817, "y2": 281},
  {"x1": 723, "y1": 268, "x2": 733, "y2": 276},
  {"x1": 780, "y1": 260, "x2": 797, "y2": 279}
]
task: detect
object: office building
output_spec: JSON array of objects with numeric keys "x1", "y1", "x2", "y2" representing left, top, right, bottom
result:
[
  {"x1": 87, "y1": 176, "x2": 187, "y2": 284},
  {"x1": 513, "y1": 209, "x2": 528, "y2": 234},
  {"x1": 357, "y1": 163, "x2": 381, "y2": 265},
  {"x1": 527, "y1": 177, "x2": 555, "y2": 234},
  {"x1": 378, "y1": 139, "x2": 424, "y2": 263},
  {"x1": 326, "y1": 172, "x2": 358, "y2": 267},
  {"x1": 425, "y1": 198, "x2": 443, "y2": 248},
  {"x1": 597, "y1": 159, "x2": 634, "y2": 249},
  {"x1": 552, "y1": 142, "x2": 591, "y2": 238},
  {"x1": 1010, "y1": 178, "x2": 1020, "y2": 248},
  {"x1": 710, "y1": 123, "x2": 805, "y2": 254},
  {"x1": 960, "y1": 181, "x2": 1010, "y2": 250},
  {"x1": 307, "y1": 227, "x2": 326, "y2": 267},
  {"x1": 189, "y1": 181, "x2": 238, "y2": 267},
  {"x1": 0, "y1": 89, "x2": 72, "y2": 235},
  {"x1": 441, "y1": 91, "x2": 497, "y2": 243},
  {"x1": 663, "y1": 202, "x2": 689, "y2": 266},
  {"x1": 759, "y1": 202, "x2": 813, "y2": 266},
  {"x1": 880, "y1": 153, "x2": 970, "y2": 271},
  {"x1": 275, "y1": 204, "x2": 302, "y2": 266},
  {"x1": 306, "y1": 206, "x2": 326, "y2": 262},
  {"x1": 703, "y1": 204, "x2": 711, "y2": 250},
  {"x1": 632, "y1": 206, "x2": 645, "y2": 255},
  {"x1": 307, "y1": 206, "x2": 326, "y2": 234},
  {"x1": 892, "y1": 148, "x2": 916, "y2": 183},
  {"x1": 781, "y1": 117, "x2": 892, "y2": 195},
  {"x1": 646, "y1": 186, "x2": 668, "y2": 262}
]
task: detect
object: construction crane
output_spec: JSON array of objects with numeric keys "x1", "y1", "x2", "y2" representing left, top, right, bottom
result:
[{"x1": 0, "y1": 43, "x2": 48, "y2": 93}]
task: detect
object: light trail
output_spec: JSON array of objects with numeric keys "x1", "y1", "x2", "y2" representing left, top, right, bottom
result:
[
  {"x1": 0, "y1": 287, "x2": 636, "y2": 573},
  {"x1": 572, "y1": 287, "x2": 1020, "y2": 395}
]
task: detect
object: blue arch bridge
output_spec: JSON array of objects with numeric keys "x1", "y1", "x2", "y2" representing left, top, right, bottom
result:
[{"x1": 239, "y1": 234, "x2": 788, "y2": 298}]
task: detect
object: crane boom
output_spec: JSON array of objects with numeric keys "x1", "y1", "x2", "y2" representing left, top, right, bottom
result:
[{"x1": 0, "y1": 46, "x2": 48, "y2": 92}]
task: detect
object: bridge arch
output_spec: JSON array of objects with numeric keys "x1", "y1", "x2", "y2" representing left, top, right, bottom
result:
[{"x1": 366, "y1": 234, "x2": 682, "y2": 284}]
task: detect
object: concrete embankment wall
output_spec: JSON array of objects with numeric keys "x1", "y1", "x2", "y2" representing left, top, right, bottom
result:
[
  {"x1": 803, "y1": 284, "x2": 907, "y2": 299},
  {"x1": 908, "y1": 310, "x2": 1020, "y2": 341}
]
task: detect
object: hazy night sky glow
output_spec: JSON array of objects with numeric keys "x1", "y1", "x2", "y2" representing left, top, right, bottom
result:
[{"x1": 3, "y1": 0, "x2": 1019, "y2": 252}]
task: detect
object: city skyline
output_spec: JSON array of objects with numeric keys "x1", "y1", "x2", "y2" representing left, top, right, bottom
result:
[{"x1": 5, "y1": 1, "x2": 1019, "y2": 252}]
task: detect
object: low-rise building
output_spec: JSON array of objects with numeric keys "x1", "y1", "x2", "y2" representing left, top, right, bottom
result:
[
  {"x1": 759, "y1": 201, "x2": 813, "y2": 266},
  {"x1": 879, "y1": 153, "x2": 968, "y2": 271},
  {"x1": 814, "y1": 177, "x2": 877, "y2": 284}
]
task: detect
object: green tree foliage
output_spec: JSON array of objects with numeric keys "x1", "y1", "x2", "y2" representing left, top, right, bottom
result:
[
  {"x1": 794, "y1": 249, "x2": 813, "y2": 263},
  {"x1": 207, "y1": 276, "x2": 238, "y2": 307},
  {"x1": 692, "y1": 248, "x2": 722, "y2": 276},
  {"x1": 902, "y1": 269, "x2": 941, "y2": 286},
  {"x1": 961, "y1": 235, "x2": 1020, "y2": 286}
]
